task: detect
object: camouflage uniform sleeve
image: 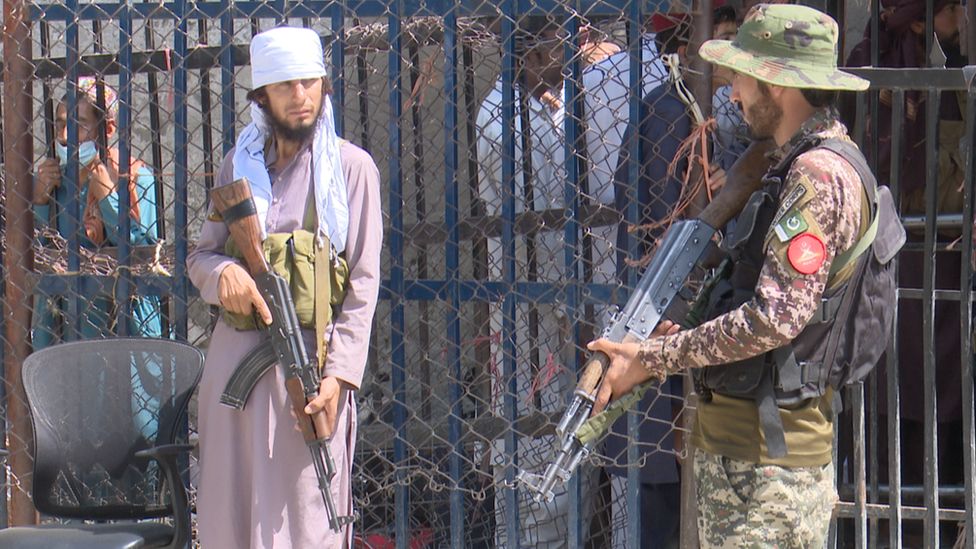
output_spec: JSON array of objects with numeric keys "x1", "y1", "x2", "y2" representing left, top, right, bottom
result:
[{"x1": 640, "y1": 148, "x2": 863, "y2": 373}]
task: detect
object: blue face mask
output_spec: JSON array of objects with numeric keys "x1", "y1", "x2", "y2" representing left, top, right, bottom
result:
[{"x1": 55, "y1": 140, "x2": 99, "y2": 167}]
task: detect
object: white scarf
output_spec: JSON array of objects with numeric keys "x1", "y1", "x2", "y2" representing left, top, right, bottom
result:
[{"x1": 233, "y1": 98, "x2": 349, "y2": 253}]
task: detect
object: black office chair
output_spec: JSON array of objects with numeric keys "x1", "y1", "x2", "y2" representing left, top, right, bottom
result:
[{"x1": 0, "y1": 338, "x2": 204, "y2": 549}]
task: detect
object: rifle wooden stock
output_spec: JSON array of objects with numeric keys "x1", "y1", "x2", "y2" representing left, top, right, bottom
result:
[
  {"x1": 576, "y1": 353, "x2": 609, "y2": 397},
  {"x1": 698, "y1": 139, "x2": 775, "y2": 229},
  {"x1": 211, "y1": 178, "x2": 271, "y2": 276}
]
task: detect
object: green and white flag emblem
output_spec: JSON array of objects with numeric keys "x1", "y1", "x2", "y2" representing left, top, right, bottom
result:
[{"x1": 775, "y1": 212, "x2": 808, "y2": 242}]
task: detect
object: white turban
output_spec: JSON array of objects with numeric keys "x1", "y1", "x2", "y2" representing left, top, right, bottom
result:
[
  {"x1": 235, "y1": 26, "x2": 349, "y2": 253},
  {"x1": 250, "y1": 26, "x2": 327, "y2": 89}
]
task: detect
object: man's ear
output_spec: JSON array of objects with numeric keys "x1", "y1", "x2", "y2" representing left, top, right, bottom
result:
[
  {"x1": 767, "y1": 83, "x2": 787, "y2": 100},
  {"x1": 677, "y1": 44, "x2": 688, "y2": 65},
  {"x1": 910, "y1": 20, "x2": 925, "y2": 35}
]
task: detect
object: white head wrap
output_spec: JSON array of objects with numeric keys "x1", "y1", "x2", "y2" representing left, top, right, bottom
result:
[{"x1": 234, "y1": 26, "x2": 349, "y2": 252}]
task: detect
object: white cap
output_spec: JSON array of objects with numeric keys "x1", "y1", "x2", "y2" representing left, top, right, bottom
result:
[{"x1": 250, "y1": 27, "x2": 327, "y2": 89}]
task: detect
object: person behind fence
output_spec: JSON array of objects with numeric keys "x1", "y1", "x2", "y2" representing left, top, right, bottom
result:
[
  {"x1": 32, "y1": 77, "x2": 163, "y2": 348},
  {"x1": 709, "y1": 5, "x2": 751, "y2": 173},
  {"x1": 603, "y1": 6, "x2": 738, "y2": 548},
  {"x1": 580, "y1": 11, "x2": 691, "y2": 308},
  {"x1": 187, "y1": 26, "x2": 382, "y2": 548},
  {"x1": 32, "y1": 78, "x2": 164, "y2": 439},
  {"x1": 582, "y1": 11, "x2": 670, "y2": 194},
  {"x1": 842, "y1": 1, "x2": 967, "y2": 543},
  {"x1": 579, "y1": 21, "x2": 622, "y2": 67},
  {"x1": 476, "y1": 15, "x2": 594, "y2": 548},
  {"x1": 589, "y1": 5, "x2": 885, "y2": 547}
]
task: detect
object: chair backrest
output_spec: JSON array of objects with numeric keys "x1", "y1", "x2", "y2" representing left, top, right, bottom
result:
[{"x1": 22, "y1": 338, "x2": 204, "y2": 520}]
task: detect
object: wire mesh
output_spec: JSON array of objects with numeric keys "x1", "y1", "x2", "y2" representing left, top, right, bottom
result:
[{"x1": 0, "y1": 5, "x2": 710, "y2": 545}]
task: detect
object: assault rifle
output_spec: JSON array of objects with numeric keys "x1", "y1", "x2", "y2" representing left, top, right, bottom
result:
[
  {"x1": 518, "y1": 140, "x2": 775, "y2": 503},
  {"x1": 211, "y1": 178, "x2": 355, "y2": 532}
]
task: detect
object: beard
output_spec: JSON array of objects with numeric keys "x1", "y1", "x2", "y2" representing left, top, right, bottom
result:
[
  {"x1": 745, "y1": 87, "x2": 783, "y2": 140},
  {"x1": 941, "y1": 31, "x2": 961, "y2": 48},
  {"x1": 262, "y1": 100, "x2": 323, "y2": 143},
  {"x1": 941, "y1": 38, "x2": 965, "y2": 68}
]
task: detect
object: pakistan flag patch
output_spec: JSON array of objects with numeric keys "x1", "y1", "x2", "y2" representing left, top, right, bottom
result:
[{"x1": 774, "y1": 212, "x2": 808, "y2": 242}]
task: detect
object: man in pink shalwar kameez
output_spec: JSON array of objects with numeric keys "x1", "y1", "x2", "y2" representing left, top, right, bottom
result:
[{"x1": 187, "y1": 27, "x2": 382, "y2": 549}]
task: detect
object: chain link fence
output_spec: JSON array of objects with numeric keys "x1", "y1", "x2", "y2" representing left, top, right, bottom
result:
[
  {"x1": 0, "y1": 5, "x2": 712, "y2": 543},
  {"x1": 1, "y1": 0, "x2": 975, "y2": 547}
]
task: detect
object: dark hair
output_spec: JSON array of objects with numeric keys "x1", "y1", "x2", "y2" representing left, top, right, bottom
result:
[
  {"x1": 654, "y1": 23, "x2": 690, "y2": 55},
  {"x1": 756, "y1": 80, "x2": 837, "y2": 109},
  {"x1": 513, "y1": 15, "x2": 564, "y2": 56},
  {"x1": 245, "y1": 75, "x2": 333, "y2": 104},
  {"x1": 714, "y1": 5, "x2": 737, "y2": 25},
  {"x1": 800, "y1": 87, "x2": 838, "y2": 108},
  {"x1": 245, "y1": 87, "x2": 262, "y2": 103},
  {"x1": 653, "y1": 6, "x2": 733, "y2": 55}
]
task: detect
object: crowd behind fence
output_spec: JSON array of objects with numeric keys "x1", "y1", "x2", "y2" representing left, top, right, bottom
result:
[{"x1": 1, "y1": 0, "x2": 975, "y2": 547}]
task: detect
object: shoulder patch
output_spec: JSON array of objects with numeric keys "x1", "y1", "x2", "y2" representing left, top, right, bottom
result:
[
  {"x1": 771, "y1": 183, "x2": 808, "y2": 226},
  {"x1": 779, "y1": 181, "x2": 807, "y2": 212},
  {"x1": 787, "y1": 232, "x2": 826, "y2": 275},
  {"x1": 773, "y1": 211, "x2": 808, "y2": 242}
]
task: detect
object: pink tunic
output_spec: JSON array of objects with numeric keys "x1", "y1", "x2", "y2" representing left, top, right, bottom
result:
[{"x1": 188, "y1": 140, "x2": 382, "y2": 548}]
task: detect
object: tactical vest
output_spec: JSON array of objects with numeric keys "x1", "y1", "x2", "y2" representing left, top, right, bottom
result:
[{"x1": 693, "y1": 137, "x2": 877, "y2": 458}]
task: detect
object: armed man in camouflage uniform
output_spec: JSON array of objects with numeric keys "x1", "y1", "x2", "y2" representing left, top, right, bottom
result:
[{"x1": 589, "y1": 5, "x2": 872, "y2": 547}]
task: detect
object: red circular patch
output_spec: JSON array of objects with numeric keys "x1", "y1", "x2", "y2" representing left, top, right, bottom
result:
[{"x1": 787, "y1": 233, "x2": 826, "y2": 275}]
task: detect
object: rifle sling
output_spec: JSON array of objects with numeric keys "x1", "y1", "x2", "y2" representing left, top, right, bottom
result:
[{"x1": 221, "y1": 198, "x2": 258, "y2": 226}]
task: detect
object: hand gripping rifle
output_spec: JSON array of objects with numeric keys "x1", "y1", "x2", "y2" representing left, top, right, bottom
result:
[
  {"x1": 517, "y1": 140, "x2": 775, "y2": 503},
  {"x1": 211, "y1": 178, "x2": 355, "y2": 532}
]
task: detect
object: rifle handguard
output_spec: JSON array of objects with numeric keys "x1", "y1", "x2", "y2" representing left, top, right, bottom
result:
[
  {"x1": 519, "y1": 219, "x2": 716, "y2": 503},
  {"x1": 575, "y1": 352, "x2": 610, "y2": 398}
]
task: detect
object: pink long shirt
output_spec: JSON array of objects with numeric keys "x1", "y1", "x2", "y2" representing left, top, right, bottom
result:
[{"x1": 188, "y1": 139, "x2": 382, "y2": 388}]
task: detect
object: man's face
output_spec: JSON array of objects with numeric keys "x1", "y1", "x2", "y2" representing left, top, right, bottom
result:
[
  {"x1": 730, "y1": 72, "x2": 782, "y2": 139},
  {"x1": 934, "y1": 1, "x2": 963, "y2": 47},
  {"x1": 55, "y1": 99, "x2": 103, "y2": 145},
  {"x1": 713, "y1": 20, "x2": 738, "y2": 42},
  {"x1": 523, "y1": 30, "x2": 565, "y2": 91},
  {"x1": 712, "y1": 20, "x2": 739, "y2": 89},
  {"x1": 260, "y1": 77, "x2": 325, "y2": 142}
]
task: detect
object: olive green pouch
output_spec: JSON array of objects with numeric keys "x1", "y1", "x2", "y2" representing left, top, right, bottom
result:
[{"x1": 223, "y1": 230, "x2": 348, "y2": 331}]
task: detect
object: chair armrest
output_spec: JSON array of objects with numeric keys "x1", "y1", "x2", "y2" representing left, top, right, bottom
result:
[
  {"x1": 134, "y1": 443, "x2": 195, "y2": 549},
  {"x1": 134, "y1": 443, "x2": 195, "y2": 460}
]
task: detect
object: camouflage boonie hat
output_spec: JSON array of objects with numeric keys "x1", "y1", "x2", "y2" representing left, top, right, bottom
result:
[{"x1": 699, "y1": 4, "x2": 868, "y2": 91}]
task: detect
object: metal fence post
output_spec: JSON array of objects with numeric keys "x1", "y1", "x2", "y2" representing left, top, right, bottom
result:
[{"x1": 2, "y1": 0, "x2": 37, "y2": 525}]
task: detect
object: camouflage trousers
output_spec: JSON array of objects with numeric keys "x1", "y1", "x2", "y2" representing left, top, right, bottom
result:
[{"x1": 695, "y1": 448, "x2": 837, "y2": 548}]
